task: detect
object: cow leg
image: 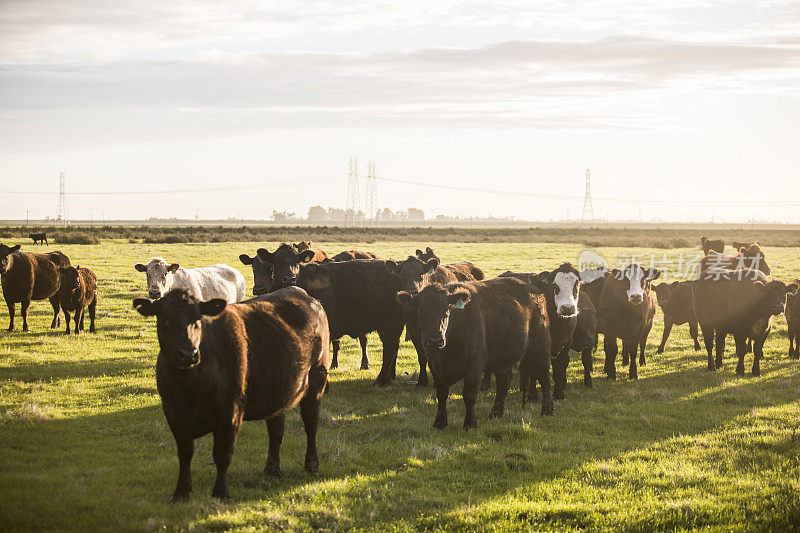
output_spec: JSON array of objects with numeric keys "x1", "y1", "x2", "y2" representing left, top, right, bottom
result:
[
  {"x1": 657, "y1": 320, "x2": 673, "y2": 354},
  {"x1": 639, "y1": 322, "x2": 652, "y2": 366},
  {"x1": 552, "y1": 348, "x2": 569, "y2": 400},
  {"x1": 489, "y1": 368, "x2": 512, "y2": 419},
  {"x1": 700, "y1": 324, "x2": 715, "y2": 370},
  {"x1": 433, "y1": 381, "x2": 450, "y2": 429},
  {"x1": 582, "y1": 347, "x2": 593, "y2": 388},
  {"x1": 528, "y1": 340, "x2": 554, "y2": 416},
  {"x1": 359, "y1": 335, "x2": 369, "y2": 370},
  {"x1": 714, "y1": 329, "x2": 726, "y2": 370},
  {"x1": 6, "y1": 301, "x2": 14, "y2": 332},
  {"x1": 479, "y1": 371, "x2": 492, "y2": 391},
  {"x1": 171, "y1": 436, "x2": 194, "y2": 502},
  {"x1": 20, "y1": 299, "x2": 30, "y2": 332},
  {"x1": 75, "y1": 308, "x2": 83, "y2": 334},
  {"x1": 746, "y1": 338, "x2": 753, "y2": 354},
  {"x1": 411, "y1": 336, "x2": 428, "y2": 386},
  {"x1": 49, "y1": 295, "x2": 61, "y2": 328},
  {"x1": 211, "y1": 427, "x2": 237, "y2": 501},
  {"x1": 64, "y1": 310, "x2": 72, "y2": 335},
  {"x1": 689, "y1": 321, "x2": 701, "y2": 351},
  {"x1": 264, "y1": 413, "x2": 285, "y2": 477},
  {"x1": 88, "y1": 299, "x2": 96, "y2": 333},
  {"x1": 625, "y1": 339, "x2": 638, "y2": 380},
  {"x1": 330, "y1": 340, "x2": 340, "y2": 369},
  {"x1": 374, "y1": 325, "x2": 403, "y2": 386},
  {"x1": 300, "y1": 391, "x2": 323, "y2": 473},
  {"x1": 752, "y1": 336, "x2": 766, "y2": 377},
  {"x1": 462, "y1": 372, "x2": 480, "y2": 430},
  {"x1": 604, "y1": 336, "x2": 618, "y2": 380},
  {"x1": 734, "y1": 334, "x2": 747, "y2": 377},
  {"x1": 621, "y1": 346, "x2": 628, "y2": 366}
]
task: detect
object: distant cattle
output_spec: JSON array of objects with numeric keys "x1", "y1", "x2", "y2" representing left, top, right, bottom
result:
[
  {"x1": 786, "y1": 284, "x2": 800, "y2": 359},
  {"x1": 700, "y1": 236, "x2": 725, "y2": 255},
  {"x1": 134, "y1": 258, "x2": 245, "y2": 302},
  {"x1": 292, "y1": 241, "x2": 331, "y2": 263},
  {"x1": 731, "y1": 241, "x2": 755, "y2": 253},
  {"x1": 397, "y1": 277, "x2": 553, "y2": 429},
  {"x1": 598, "y1": 265, "x2": 660, "y2": 380},
  {"x1": 1, "y1": 244, "x2": 70, "y2": 332},
  {"x1": 388, "y1": 253, "x2": 485, "y2": 385},
  {"x1": 256, "y1": 250, "x2": 406, "y2": 385},
  {"x1": 652, "y1": 281, "x2": 701, "y2": 353},
  {"x1": 693, "y1": 269, "x2": 797, "y2": 375},
  {"x1": 332, "y1": 250, "x2": 377, "y2": 262},
  {"x1": 58, "y1": 266, "x2": 97, "y2": 334},
  {"x1": 133, "y1": 287, "x2": 330, "y2": 501},
  {"x1": 29, "y1": 233, "x2": 47, "y2": 245},
  {"x1": 698, "y1": 243, "x2": 770, "y2": 276}
]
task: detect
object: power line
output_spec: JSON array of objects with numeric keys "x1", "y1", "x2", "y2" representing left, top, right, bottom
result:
[{"x1": 581, "y1": 168, "x2": 594, "y2": 222}]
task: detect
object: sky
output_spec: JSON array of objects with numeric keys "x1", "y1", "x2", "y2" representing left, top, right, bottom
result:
[{"x1": 1, "y1": 1, "x2": 799, "y2": 222}]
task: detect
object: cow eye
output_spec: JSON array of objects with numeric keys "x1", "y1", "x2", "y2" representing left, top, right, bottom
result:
[{"x1": 553, "y1": 285, "x2": 560, "y2": 294}]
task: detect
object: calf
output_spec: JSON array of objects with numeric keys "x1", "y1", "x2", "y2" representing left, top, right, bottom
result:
[
  {"x1": 700, "y1": 236, "x2": 725, "y2": 255},
  {"x1": 693, "y1": 269, "x2": 798, "y2": 375},
  {"x1": 1, "y1": 244, "x2": 70, "y2": 332},
  {"x1": 786, "y1": 283, "x2": 800, "y2": 359},
  {"x1": 332, "y1": 250, "x2": 377, "y2": 262},
  {"x1": 388, "y1": 254, "x2": 485, "y2": 385},
  {"x1": 598, "y1": 265, "x2": 660, "y2": 380},
  {"x1": 58, "y1": 266, "x2": 97, "y2": 334},
  {"x1": 134, "y1": 257, "x2": 245, "y2": 302},
  {"x1": 133, "y1": 287, "x2": 330, "y2": 501},
  {"x1": 29, "y1": 233, "x2": 47, "y2": 245},
  {"x1": 397, "y1": 277, "x2": 552, "y2": 429},
  {"x1": 699, "y1": 243, "x2": 770, "y2": 276},
  {"x1": 257, "y1": 251, "x2": 406, "y2": 385},
  {"x1": 652, "y1": 281, "x2": 701, "y2": 353},
  {"x1": 293, "y1": 241, "x2": 331, "y2": 262}
]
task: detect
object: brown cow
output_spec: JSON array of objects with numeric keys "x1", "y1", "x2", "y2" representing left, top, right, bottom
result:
[
  {"x1": 700, "y1": 236, "x2": 725, "y2": 255},
  {"x1": 387, "y1": 254, "x2": 485, "y2": 385},
  {"x1": 293, "y1": 241, "x2": 330, "y2": 262},
  {"x1": 698, "y1": 243, "x2": 770, "y2": 276},
  {"x1": 29, "y1": 233, "x2": 47, "y2": 245},
  {"x1": 1, "y1": 244, "x2": 70, "y2": 332},
  {"x1": 731, "y1": 241, "x2": 755, "y2": 253},
  {"x1": 693, "y1": 269, "x2": 797, "y2": 375},
  {"x1": 58, "y1": 266, "x2": 98, "y2": 335},
  {"x1": 133, "y1": 287, "x2": 330, "y2": 501},
  {"x1": 652, "y1": 281, "x2": 701, "y2": 353},
  {"x1": 332, "y1": 250, "x2": 377, "y2": 262},
  {"x1": 598, "y1": 265, "x2": 660, "y2": 380},
  {"x1": 787, "y1": 283, "x2": 800, "y2": 359},
  {"x1": 397, "y1": 277, "x2": 553, "y2": 429}
]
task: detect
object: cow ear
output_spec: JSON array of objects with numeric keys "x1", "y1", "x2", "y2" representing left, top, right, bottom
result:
[
  {"x1": 299, "y1": 250, "x2": 316, "y2": 263},
  {"x1": 200, "y1": 299, "x2": 227, "y2": 316},
  {"x1": 415, "y1": 249, "x2": 424, "y2": 258},
  {"x1": 133, "y1": 298, "x2": 158, "y2": 316},
  {"x1": 426, "y1": 247, "x2": 434, "y2": 255},
  {"x1": 645, "y1": 268, "x2": 661, "y2": 281},
  {"x1": 539, "y1": 270, "x2": 555, "y2": 284},
  {"x1": 12, "y1": 244, "x2": 21, "y2": 252},
  {"x1": 786, "y1": 282, "x2": 799, "y2": 296},
  {"x1": 134, "y1": 263, "x2": 148, "y2": 272},
  {"x1": 425, "y1": 258, "x2": 439, "y2": 274},
  {"x1": 447, "y1": 287, "x2": 471, "y2": 309},
  {"x1": 396, "y1": 291, "x2": 416, "y2": 305},
  {"x1": 256, "y1": 248, "x2": 274, "y2": 263},
  {"x1": 168, "y1": 263, "x2": 180, "y2": 273},
  {"x1": 385, "y1": 260, "x2": 398, "y2": 274},
  {"x1": 239, "y1": 254, "x2": 254, "y2": 265}
]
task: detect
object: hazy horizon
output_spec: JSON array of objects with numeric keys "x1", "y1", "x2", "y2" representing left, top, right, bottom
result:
[{"x1": 2, "y1": 1, "x2": 799, "y2": 223}]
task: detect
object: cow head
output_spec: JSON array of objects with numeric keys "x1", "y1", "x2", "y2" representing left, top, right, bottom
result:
[
  {"x1": 293, "y1": 241, "x2": 313, "y2": 253},
  {"x1": 133, "y1": 289, "x2": 226, "y2": 370},
  {"x1": 652, "y1": 281, "x2": 679, "y2": 307},
  {"x1": 0, "y1": 244, "x2": 21, "y2": 274},
  {"x1": 755, "y1": 279, "x2": 798, "y2": 316},
  {"x1": 415, "y1": 247, "x2": 437, "y2": 262},
  {"x1": 611, "y1": 264, "x2": 661, "y2": 304},
  {"x1": 740, "y1": 243, "x2": 770, "y2": 276},
  {"x1": 134, "y1": 258, "x2": 180, "y2": 299},
  {"x1": 256, "y1": 243, "x2": 315, "y2": 291},
  {"x1": 397, "y1": 284, "x2": 470, "y2": 351},
  {"x1": 60, "y1": 266, "x2": 82, "y2": 292},
  {"x1": 386, "y1": 255, "x2": 439, "y2": 293},
  {"x1": 538, "y1": 263, "x2": 581, "y2": 317},
  {"x1": 239, "y1": 252, "x2": 273, "y2": 295}
]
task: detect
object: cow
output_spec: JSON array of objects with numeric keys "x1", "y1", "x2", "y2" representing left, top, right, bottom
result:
[
  {"x1": 499, "y1": 263, "x2": 582, "y2": 400},
  {"x1": 652, "y1": 281, "x2": 701, "y2": 353},
  {"x1": 598, "y1": 265, "x2": 660, "y2": 380},
  {"x1": 700, "y1": 236, "x2": 725, "y2": 255},
  {"x1": 133, "y1": 287, "x2": 330, "y2": 501},
  {"x1": 332, "y1": 250, "x2": 377, "y2": 262},
  {"x1": 134, "y1": 258, "x2": 245, "y2": 303},
  {"x1": 239, "y1": 252, "x2": 273, "y2": 296},
  {"x1": 29, "y1": 233, "x2": 47, "y2": 245},
  {"x1": 292, "y1": 241, "x2": 331, "y2": 263},
  {"x1": 571, "y1": 291, "x2": 598, "y2": 388},
  {"x1": 698, "y1": 243, "x2": 770, "y2": 276},
  {"x1": 580, "y1": 266, "x2": 608, "y2": 284},
  {"x1": 1, "y1": 244, "x2": 70, "y2": 332},
  {"x1": 787, "y1": 283, "x2": 800, "y2": 359},
  {"x1": 415, "y1": 247, "x2": 437, "y2": 262},
  {"x1": 387, "y1": 254, "x2": 485, "y2": 385},
  {"x1": 58, "y1": 266, "x2": 97, "y2": 334},
  {"x1": 256, "y1": 249, "x2": 406, "y2": 385},
  {"x1": 731, "y1": 241, "x2": 754, "y2": 253},
  {"x1": 397, "y1": 277, "x2": 553, "y2": 429},
  {"x1": 693, "y1": 268, "x2": 798, "y2": 375}
]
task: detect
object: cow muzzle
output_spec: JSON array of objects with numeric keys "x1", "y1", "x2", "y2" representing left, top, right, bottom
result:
[
  {"x1": 253, "y1": 286, "x2": 268, "y2": 296},
  {"x1": 627, "y1": 293, "x2": 643, "y2": 304},
  {"x1": 148, "y1": 289, "x2": 163, "y2": 299},
  {"x1": 425, "y1": 336, "x2": 446, "y2": 350},
  {"x1": 557, "y1": 305, "x2": 577, "y2": 318},
  {"x1": 175, "y1": 348, "x2": 200, "y2": 369}
]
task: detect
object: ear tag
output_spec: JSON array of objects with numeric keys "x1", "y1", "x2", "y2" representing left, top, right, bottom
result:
[
  {"x1": 792, "y1": 288, "x2": 798, "y2": 296},
  {"x1": 427, "y1": 268, "x2": 435, "y2": 275},
  {"x1": 454, "y1": 299, "x2": 465, "y2": 309}
]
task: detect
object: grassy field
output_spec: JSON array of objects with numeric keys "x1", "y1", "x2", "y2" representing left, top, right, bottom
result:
[{"x1": 1, "y1": 241, "x2": 799, "y2": 531}]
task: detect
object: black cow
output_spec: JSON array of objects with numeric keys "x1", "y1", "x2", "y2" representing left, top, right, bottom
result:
[{"x1": 652, "y1": 281, "x2": 701, "y2": 353}]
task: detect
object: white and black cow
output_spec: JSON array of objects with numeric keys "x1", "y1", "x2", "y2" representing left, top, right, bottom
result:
[{"x1": 134, "y1": 257, "x2": 245, "y2": 303}]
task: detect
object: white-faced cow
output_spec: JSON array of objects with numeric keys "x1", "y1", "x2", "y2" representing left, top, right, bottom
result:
[{"x1": 134, "y1": 257, "x2": 245, "y2": 303}]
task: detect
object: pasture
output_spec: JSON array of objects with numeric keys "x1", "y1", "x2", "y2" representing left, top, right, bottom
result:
[{"x1": 1, "y1": 240, "x2": 799, "y2": 531}]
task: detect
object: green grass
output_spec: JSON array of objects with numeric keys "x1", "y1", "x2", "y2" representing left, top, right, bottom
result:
[{"x1": 1, "y1": 241, "x2": 799, "y2": 532}]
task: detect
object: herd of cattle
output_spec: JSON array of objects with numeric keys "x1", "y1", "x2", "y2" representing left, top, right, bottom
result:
[{"x1": 1, "y1": 237, "x2": 799, "y2": 500}]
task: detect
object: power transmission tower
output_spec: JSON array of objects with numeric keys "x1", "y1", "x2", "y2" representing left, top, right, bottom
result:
[
  {"x1": 56, "y1": 171, "x2": 69, "y2": 225},
  {"x1": 364, "y1": 160, "x2": 378, "y2": 226},
  {"x1": 345, "y1": 157, "x2": 361, "y2": 227},
  {"x1": 581, "y1": 168, "x2": 594, "y2": 223}
]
